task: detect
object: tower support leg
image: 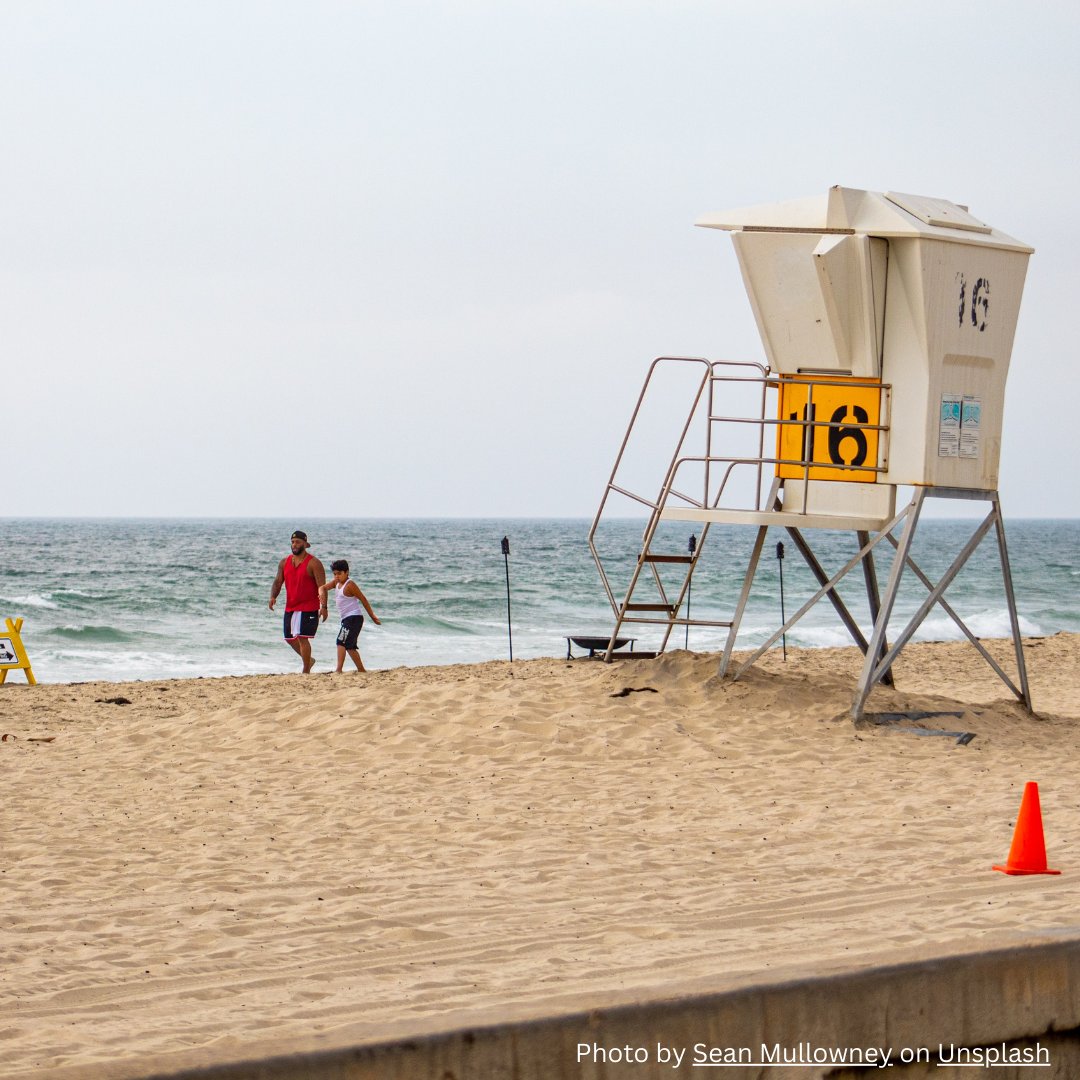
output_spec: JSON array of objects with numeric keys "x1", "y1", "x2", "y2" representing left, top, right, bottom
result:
[
  {"x1": 857, "y1": 529, "x2": 893, "y2": 688},
  {"x1": 852, "y1": 489, "x2": 1033, "y2": 720},
  {"x1": 718, "y1": 525, "x2": 769, "y2": 678},
  {"x1": 993, "y1": 494, "x2": 1033, "y2": 711},
  {"x1": 784, "y1": 526, "x2": 894, "y2": 686},
  {"x1": 851, "y1": 490, "x2": 925, "y2": 720}
]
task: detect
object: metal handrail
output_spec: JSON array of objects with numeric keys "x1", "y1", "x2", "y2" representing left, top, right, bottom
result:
[
  {"x1": 587, "y1": 357, "x2": 714, "y2": 614},
  {"x1": 588, "y1": 357, "x2": 892, "y2": 639}
]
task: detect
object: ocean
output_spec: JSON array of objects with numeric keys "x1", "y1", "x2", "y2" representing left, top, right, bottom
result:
[{"x1": 1, "y1": 517, "x2": 1077, "y2": 684}]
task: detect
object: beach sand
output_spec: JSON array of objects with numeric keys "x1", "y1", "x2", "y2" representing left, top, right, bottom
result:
[{"x1": 2, "y1": 634, "x2": 1078, "y2": 1078}]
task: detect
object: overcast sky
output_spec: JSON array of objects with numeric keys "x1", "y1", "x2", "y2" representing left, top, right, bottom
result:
[{"x1": 4, "y1": 1, "x2": 1078, "y2": 519}]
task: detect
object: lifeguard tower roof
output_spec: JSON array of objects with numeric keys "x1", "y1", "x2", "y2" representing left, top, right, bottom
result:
[{"x1": 696, "y1": 186, "x2": 1033, "y2": 255}]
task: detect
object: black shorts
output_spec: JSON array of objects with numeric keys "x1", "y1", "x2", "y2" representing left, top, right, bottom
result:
[
  {"x1": 336, "y1": 614, "x2": 364, "y2": 650},
  {"x1": 283, "y1": 610, "x2": 319, "y2": 641}
]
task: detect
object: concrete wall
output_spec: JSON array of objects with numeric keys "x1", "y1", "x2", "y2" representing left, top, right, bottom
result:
[{"x1": 144, "y1": 933, "x2": 1080, "y2": 1080}]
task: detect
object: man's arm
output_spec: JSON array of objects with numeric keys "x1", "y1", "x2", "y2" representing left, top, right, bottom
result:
[
  {"x1": 309, "y1": 558, "x2": 329, "y2": 620},
  {"x1": 269, "y1": 559, "x2": 286, "y2": 610}
]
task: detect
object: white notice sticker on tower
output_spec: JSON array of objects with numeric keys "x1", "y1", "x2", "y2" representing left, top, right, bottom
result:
[
  {"x1": 938, "y1": 394, "x2": 961, "y2": 457},
  {"x1": 960, "y1": 396, "x2": 981, "y2": 458}
]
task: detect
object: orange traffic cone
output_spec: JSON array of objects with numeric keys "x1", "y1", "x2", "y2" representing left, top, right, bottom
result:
[{"x1": 993, "y1": 782, "x2": 1061, "y2": 876}]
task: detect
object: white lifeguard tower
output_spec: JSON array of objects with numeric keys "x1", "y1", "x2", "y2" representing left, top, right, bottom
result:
[{"x1": 588, "y1": 186, "x2": 1034, "y2": 719}]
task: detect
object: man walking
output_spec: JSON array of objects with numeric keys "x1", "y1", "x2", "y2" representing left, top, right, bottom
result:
[{"x1": 269, "y1": 530, "x2": 327, "y2": 673}]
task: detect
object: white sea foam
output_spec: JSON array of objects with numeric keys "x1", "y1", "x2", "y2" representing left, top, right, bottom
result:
[
  {"x1": 914, "y1": 609, "x2": 1041, "y2": 642},
  {"x1": 0, "y1": 592, "x2": 59, "y2": 610},
  {"x1": 788, "y1": 625, "x2": 861, "y2": 648}
]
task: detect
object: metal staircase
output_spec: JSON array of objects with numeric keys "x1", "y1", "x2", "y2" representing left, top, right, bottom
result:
[
  {"x1": 587, "y1": 357, "x2": 769, "y2": 660},
  {"x1": 587, "y1": 356, "x2": 892, "y2": 664}
]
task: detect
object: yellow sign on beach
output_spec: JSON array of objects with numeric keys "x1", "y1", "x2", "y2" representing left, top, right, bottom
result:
[
  {"x1": 0, "y1": 617, "x2": 37, "y2": 685},
  {"x1": 776, "y1": 376, "x2": 883, "y2": 483}
]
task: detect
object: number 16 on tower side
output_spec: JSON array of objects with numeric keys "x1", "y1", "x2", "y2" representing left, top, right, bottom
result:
[{"x1": 775, "y1": 376, "x2": 887, "y2": 483}]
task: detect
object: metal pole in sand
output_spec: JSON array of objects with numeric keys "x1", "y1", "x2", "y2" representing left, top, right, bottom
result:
[
  {"x1": 685, "y1": 533, "x2": 696, "y2": 649},
  {"x1": 501, "y1": 536, "x2": 513, "y2": 662},
  {"x1": 776, "y1": 540, "x2": 787, "y2": 660}
]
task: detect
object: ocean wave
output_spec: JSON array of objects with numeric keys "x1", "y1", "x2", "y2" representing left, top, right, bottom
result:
[
  {"x1": 710, "y1": 608, "x2": 1043, "y2": 651},
  {"x1": 914, "y1": 609, "x2": 1041, "y2": 642},
  {"x1": 390, "y1": 587, "x2": 472, "y2": 603},
  {"x1": 786, "y1": 625, "x2": 860, "y2": 649},
  {"x1": 393, "y1": 614, "x2": 480, "y2": 635},
  {"x1": 49, "y1": 589, "x2": 115, "y2": 603},
  {"x1": 33, "y1": 648, "x2": 291, "y2": 682},
  {"x1": 0, "y1": 592, "x2": 59, "y2": 610},
  {"x1": 47, "y1": 625, "x2": 138, "y2": 643}
]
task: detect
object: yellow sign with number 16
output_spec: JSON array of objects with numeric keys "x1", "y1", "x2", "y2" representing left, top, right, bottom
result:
[{"x1": 776, "y1": 376, "x2": 883, "y2": 483}]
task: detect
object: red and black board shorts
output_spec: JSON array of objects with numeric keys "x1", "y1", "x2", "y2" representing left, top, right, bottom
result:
[{"x1": 283, "y1": 610, "x2": 319, "y2": 641}]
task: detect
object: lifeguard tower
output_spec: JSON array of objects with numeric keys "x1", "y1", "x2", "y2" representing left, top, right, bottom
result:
[{"x1": 588, "y1": 186, "x2": 1034, "y2": 719}]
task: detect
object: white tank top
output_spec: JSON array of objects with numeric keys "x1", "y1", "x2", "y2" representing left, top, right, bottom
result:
[{"x1": 335, "y1": 580, "x2": 362, "y2": 619}]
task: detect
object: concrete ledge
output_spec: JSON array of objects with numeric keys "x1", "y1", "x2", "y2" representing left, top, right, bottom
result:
[{"x1": 95, "y1": 933, "x2": 1080, "y2": 1079}]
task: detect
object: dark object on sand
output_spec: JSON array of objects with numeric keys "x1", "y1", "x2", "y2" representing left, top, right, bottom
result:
[
  {"x1": 869, "y1": 710, "x2": 975, "y2": 745},
  {"x1": 567, "y1": 636, "x2": 634, "y2": 659}
]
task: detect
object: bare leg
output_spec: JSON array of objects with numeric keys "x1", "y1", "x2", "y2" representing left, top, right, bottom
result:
[
  {"x1": 335, "y1": 645, "x2": 346, "y2": 673},
  {"x1": 346, "y1": 648, "x2": 366, "y2": 672},
  {"x1": 286, "y1": 638, "x2": 304, "y2": 667},
  {"x1": 297, "y1": 637, "x2": 314, "y2": 673}
]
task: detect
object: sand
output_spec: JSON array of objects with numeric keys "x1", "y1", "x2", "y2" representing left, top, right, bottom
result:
[{"x1": 2, "y1": 634, "x2": 1078, "y2": 1078}]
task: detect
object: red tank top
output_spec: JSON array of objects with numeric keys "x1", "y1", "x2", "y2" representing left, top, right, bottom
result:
[{"x1": 283, "y1": 554, "x2": 320, "y2": 612}]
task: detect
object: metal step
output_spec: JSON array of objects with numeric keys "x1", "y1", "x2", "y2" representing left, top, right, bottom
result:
[
  {"x1": 624, "y1": 603, "x2": 677, "y2": 613},
  {"x1": 667, "y1": 617, "x2": 734, "y2": 628},
  {"x1": 642, "y1": 553, "x2": 694, "y2": 564}
]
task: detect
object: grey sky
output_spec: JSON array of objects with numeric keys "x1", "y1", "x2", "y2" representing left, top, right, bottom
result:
[{"x1": 4, "y1": 1, "x2": 1077, "y2": 519}]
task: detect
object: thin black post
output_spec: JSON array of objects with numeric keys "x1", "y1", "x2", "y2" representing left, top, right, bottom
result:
[
  {"x1": 501, "y1": 536, "x2": 513, "y2": 662},
  {"x1": 685, "y1": 533, "x2": 697, "y2": 649},
  {"x1": 776, "y1": 540, "x2": 787, "y2": 660}
]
